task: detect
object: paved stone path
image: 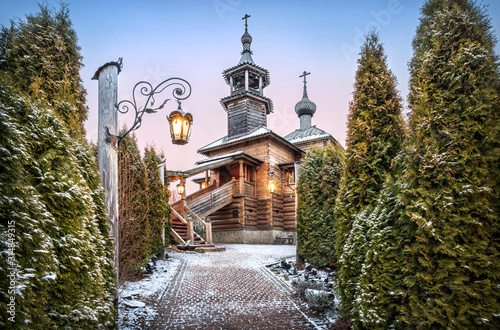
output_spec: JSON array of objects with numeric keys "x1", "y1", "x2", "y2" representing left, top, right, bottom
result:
[{"x1": 143, "y1": 244, "x2": 331, "y2": 329}]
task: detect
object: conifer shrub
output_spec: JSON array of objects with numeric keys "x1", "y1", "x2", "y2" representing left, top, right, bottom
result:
[
  {"x1": 0, "y1": 4, "x2": 117, "y2": 327},
  {"x1": 399, "y1": 0, "x2": 500, "y2": 327},
  {"x1": 0, "y1": 3, "x2": 88, "y2": 137},
  {"x1": 296, "y1": 144, "x2": 344, "y2": 268},
  {"x1": 144, "y1": 146, "x2": 171, "y2": 257},
  {"x1": 118, "y1": 135, "x2": 171, "y2": 281},
  {"x1": 351, "y1": 177, "x2": 407, "y2": 329},
  {"x1": 0, "y1": 78, "x2": 116, "y2": 328},
  {"x1": 335, "y1": 31, "x2": 405, "y2": 319}
]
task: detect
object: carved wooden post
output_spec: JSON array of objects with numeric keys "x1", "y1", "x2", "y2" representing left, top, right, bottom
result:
[
  {"x1": 205, "y1": 217, "x2": 213, "y2": 245},
  {"x1": 239, "y1": 160, "x2": 244, "y2": 196},
  {"x1": 180, "y1": 177, "x2": 193, "y2": 244},
  {"x1": 93, "y1": 60, "x2": 121, "y2": 289}
]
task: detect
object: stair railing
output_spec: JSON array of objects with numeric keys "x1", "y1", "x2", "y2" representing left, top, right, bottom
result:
[
  {"x1": 171, "y1": 207, "x2": 194, "y2": 245},
  {"x1": 185, "y1": 206, "x2": 213, "y2": 245}
]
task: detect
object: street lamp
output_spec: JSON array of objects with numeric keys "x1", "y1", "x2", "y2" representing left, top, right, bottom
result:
[
  {"x1": 107, "y1": 74, "x2": 193, "y2": 150},
  {"x1": 268, "y1": 180, "x2": 277, "y2": 193},
  {"x1": 267, "y1": 165, "x2": 296, "y2": 193},
  {"x1": 93, "y1": 58, "x2": 193, "y2": 296},
  {"x1": 176, "y1": 182, "x2": 186, "y2": 195},
  {"x1": 168, "y1": 101, "x2": 193, "y2": 145}
]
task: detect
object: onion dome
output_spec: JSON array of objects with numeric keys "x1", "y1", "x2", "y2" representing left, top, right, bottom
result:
[
  {"x1": 241, "y1": 29, "x2": 253, "y2": 49},
  {"x1": 295, "y1": 76, "x2": 316, "y2": 117}
]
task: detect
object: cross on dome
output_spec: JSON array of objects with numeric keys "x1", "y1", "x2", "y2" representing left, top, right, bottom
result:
[
  {"x1": 242, "y1": 14, "x2": 251, "y2": 28},
  {"x1": 300, "y1": 71, "x2": 310, "y2": 85}
]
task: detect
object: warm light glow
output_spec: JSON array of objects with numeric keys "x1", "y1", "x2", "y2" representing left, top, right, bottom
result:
[
  {"x1": 171, "y1": 118, "x2": 183, "y2": 140},
  {"x1": 168, "y1": 108, "x2": 193, "y2": 145},
  {"x1": 182, "y1": 118, "x2": 190, "y2": 140},
  {"x1": 177, "y1": 183, "x2": 185, "y2": 195},
  {"x1": 268, "y1": 180, "x2": 277, "y2": 193}
]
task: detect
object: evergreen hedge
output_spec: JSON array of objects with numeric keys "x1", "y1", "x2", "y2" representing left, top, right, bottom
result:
[
  {"x1": 0, "y1": 79, "x2": 116, "y2": 328},
  {"x1": 118, "y1": 134, "x2": 170, "y2": 280},
  {"x1": 398, "y1": 0, "x2": 500, "y2": 327},
  {"x1": 296, "y1": 144, "x2": 344, "y2": 268},
  {"x1": 0, "y1": 4, "x2": 116, "y2": 327},
  {"x1": 335, "y1": 31, "x2": 405, "y2": 318}
]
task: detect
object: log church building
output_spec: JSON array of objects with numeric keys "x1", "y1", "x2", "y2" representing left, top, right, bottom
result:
[{"x1": 167, "y1": 15, "x2": 341, "y2": 245}]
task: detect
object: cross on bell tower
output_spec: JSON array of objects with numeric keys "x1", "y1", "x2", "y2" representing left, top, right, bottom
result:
[{"x1": 220, "y1": 15, "x2": 273, "y2": 138}]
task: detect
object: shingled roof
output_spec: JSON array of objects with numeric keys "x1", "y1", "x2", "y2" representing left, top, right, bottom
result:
[{"x1": 284, "y1": 125, "x2": 335, "y2": 145}]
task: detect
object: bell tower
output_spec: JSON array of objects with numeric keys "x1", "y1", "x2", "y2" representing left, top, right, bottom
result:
[{"x1": 221, "y1": 14, "x2": 273, "y2": 138}]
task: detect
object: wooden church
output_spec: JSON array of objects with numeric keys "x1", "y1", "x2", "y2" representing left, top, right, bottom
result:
[{"x1": 168, "y1": 15, "x2": 341, "y2": 245}]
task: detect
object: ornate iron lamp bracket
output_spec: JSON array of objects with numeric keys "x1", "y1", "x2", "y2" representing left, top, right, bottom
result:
[
  {"x1": 106, "y1": 77, "x2": 192, "y2": 150},
  {"x1": 268, "y1": 164, "x2": 296, "y2": 192}
]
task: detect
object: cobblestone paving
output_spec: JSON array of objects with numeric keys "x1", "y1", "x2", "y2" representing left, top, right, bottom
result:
[{"x1": 145, "y1": 244, "x2": 331, "y2": 329}]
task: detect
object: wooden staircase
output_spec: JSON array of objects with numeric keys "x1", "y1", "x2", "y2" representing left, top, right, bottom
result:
[
  {"x1": 170, "y1": 181, "x2": 236, "y2": 247},
  {"x1": 171, "y1": 216, "x2": 212, "y2": 247}
]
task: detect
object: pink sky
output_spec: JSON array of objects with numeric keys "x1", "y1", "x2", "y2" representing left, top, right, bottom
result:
[{"x1": 2, "y1": 0, "x2": 499, "y2": 193}]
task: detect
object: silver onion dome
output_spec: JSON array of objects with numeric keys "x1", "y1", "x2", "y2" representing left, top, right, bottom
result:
[
  {"x1": 295, "y1": 86, "x2": 316, "y2": 117},
  {"x1": 241, "y1": 29, "x2": 252, "y2": 47}
]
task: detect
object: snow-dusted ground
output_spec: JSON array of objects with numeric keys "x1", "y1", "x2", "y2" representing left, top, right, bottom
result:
[
  {"x1": 118, "y1": 244, "x2": 337, "y2": 329},
  {"x1": 117, "y1": 254, "x2": 182, "y2": 328}
]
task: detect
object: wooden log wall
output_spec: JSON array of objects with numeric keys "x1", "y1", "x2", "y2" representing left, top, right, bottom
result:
[
  {"x1": 244, "y1": 197, "x2": 258, "y2": 228},
  {"x1": 227, "y1": 98, "x2": 267, "y2": 137},
  {"x1": 209, "y1": 199, "x2": 242, "y2": 231},
  {"x1": 283, "y1": 193, "x2": 296, "y2": 230},
  {"x1": 257, "y1": 199, "x2": 270, "y2": 229},
  {"x1": 271, "y1": 193, "x2": 284, "y2": 230}
]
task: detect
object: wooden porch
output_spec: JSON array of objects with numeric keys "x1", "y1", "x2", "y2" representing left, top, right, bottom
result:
[{"x1": 167, "y1": 150, "x2": 297, "y2": 246}]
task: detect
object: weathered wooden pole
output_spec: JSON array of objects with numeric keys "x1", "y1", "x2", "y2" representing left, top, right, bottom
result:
[
  {"x1": 205, "y1": 217, "x2": 213, "y2": 245},
  {"x1": 294, "y1": 161, "x2": 304, "y2": 266},
  {"x1": 158, "y1": 162, "x2": 166, "y2": 252},
  {"x1": 92, "y1": 59, "x2": 122, "y2": 290}
]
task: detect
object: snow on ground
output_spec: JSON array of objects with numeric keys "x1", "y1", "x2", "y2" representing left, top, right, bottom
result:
[
  {"x1": 118, "y1": 244, "x2": 337, "y2": 329},
  {"x1": 118, "y1": 254, "x2": 182, "y2": 329}
]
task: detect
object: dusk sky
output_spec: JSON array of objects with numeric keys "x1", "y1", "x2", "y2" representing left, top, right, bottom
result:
[{"x1": 2, "y1": 0, "x2": 500, "y2": 192}]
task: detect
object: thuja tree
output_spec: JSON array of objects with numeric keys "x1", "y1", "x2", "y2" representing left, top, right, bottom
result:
[
  {"x1": 118, "y1": 134, "x2": 170, "y2": 281},
  {"x1": 334, "y1": 31, "x2": 405, "y2": 317},
  {"x1": 296, "y1": 144, "x2": 344, "y2": 268},
  {"x1": 0, "y1": 3, "x2": 87, "y2": 137},
  {"x1": 351, "y1": 175, "x2": 408, "y2": 329},
  {"x1": 118, "y1": 132, "x2": 149, "y2": 280},
  {"x1": 0, "y1": 78, "x2": 116, "y2": 328},
  {"x1": 399, "y1": 0, "x2": 500, "y2": 327},
  {"x1": 0, "y1": 4, "x2": 116, "y2": 328},
  {"x1": 143, "y1": 145, "x2": 171, "y2": 261}
]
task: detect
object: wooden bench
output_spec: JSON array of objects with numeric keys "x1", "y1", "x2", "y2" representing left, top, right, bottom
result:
[{"x1": 274, "y1": 236, "x2": 294, "y2": 245}]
